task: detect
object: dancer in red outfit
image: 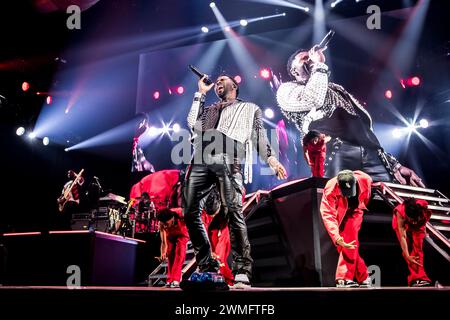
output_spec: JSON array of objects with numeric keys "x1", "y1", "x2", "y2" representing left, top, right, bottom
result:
[
  {"x1": 320, "y1": 170, "x2": 372, "y2": 287},
  {"x1": 393, "y1": 198, "x2": 432, "y2": 287},
  {"x1": 302, "y1": 130, "x2": 328, "y2": 177},
  {"x1": 157, "y1": 207, "x2": 189, "y2": 288},
  {"x1": 202, "y1": 213, "x2": 234, "y2": 285},
  {"x1": 200, "y1": 185, "x2": 234, "y2": 285}
]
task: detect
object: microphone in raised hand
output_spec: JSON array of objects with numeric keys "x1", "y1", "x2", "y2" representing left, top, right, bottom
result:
[{"x1": 189, "y1": 65, "x2": 212, "y2": 85}]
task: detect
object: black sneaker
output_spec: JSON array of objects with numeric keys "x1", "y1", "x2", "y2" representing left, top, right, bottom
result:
[
  {"x1": 336, "y1": 279, "x2": 359, "y2": 288},
  {"x1": 410, "y1": 279, "x2": 432, "y2": 287},
  {"x1": 199, "y1": 259, "x2": 221, "y2": 273}
]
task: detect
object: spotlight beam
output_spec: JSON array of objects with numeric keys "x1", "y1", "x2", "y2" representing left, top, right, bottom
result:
[
  {"x1": 242, "y1": 0, "x2": 310, "y2": 12},
  {"x1": 313, "y1": 0, "x2": 327, "y2": 45},
  {"x1": 66, "y1": 119, "x2": 138, "y2": 151},
  {"x1": 210, "y1": 4, "x2": 260, "y2": 92},
  {"x1": 388, "y1": 0, "x2": 430, "y2": 77}
]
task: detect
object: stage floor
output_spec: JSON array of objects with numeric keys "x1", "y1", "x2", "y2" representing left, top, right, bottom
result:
[{"x1": 0, "y1": 285, "x2": 448, "y2": 318}]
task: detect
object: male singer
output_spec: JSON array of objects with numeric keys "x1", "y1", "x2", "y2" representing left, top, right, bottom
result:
[
  {"x1": 184, "y1": 74, "x2": 287, "y2": 288},
  {"x1": 276, "y1": 45, "x2": 424, "y2": 186}
]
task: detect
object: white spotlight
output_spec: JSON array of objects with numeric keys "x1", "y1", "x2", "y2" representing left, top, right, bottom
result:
[
  {"x1": 240, "y1": 19, "x2": 248, "y2": 27},
  {"x1": 43, "y1": 137, "x2": 49, "y2": 146},
  {"x1": 162, "y1": 123, "x2": 170, "y2": 135},
  {"x1": 392, "y1": 128, "x2": 402, "y2": 139},
  {"x1": 28, "y1": 132, "x2": 36, "y2": 139},
  {"x1": 282, "y1": 12, "x2": 286, "y2": 16},
  {"x1": 209, "y1": 2, "x2": 216, "y2": 8},
  {"x1": 331, "y1": 0, "x2": 343, "y2": 8},
  {"x1": 64, "y1": 148, "x2": 69, "y2": 152},
  {"x1": 148, "y1": 126, "x2": 159, "y2": 136},
  {"x1": 304, "y1": 7, "x2": 310, "y2": 12},
  {"x1": 419, "y1": 119, "x2": 429, "y2": 129},
  {"x1": 264, "y1": 108, "x2": 275, "y2": 119},
  {"x1": 172, "y1": 123, "x2": 181, "y2": 133},
  {"x1": 16, "y1": 127, "x2": 25, "y2": 136},
  {"x1": 201, "y1": 26, "x2": 209, "y2": 33}
]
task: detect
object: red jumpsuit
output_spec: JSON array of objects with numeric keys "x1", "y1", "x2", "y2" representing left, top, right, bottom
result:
[
  {"x1": 303, "y1": 138, "x2": 326, "y2": 177},
  {"x1": 202, "y1": 212, "x2": 234, "y2": 285},
  {"x1": 320, "y1": 170, "x2": 372, "y2": 283},
  {"x1": 392, "y1": 200, "x2": 431, "y2": 285},
  {"x1": 161, "y1": 208, "x2": 189, "y2": 284}
]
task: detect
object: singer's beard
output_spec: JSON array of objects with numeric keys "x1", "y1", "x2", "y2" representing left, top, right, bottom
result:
[
  {"x1": 216, "y1": 88, "x2": 227, "y2": 100},
  {"x1": 300, "y1": 61, "x2": 313, "y2": 80}
]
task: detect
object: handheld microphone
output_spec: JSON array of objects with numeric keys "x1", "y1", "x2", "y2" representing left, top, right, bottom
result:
[
  {"x1": 189, "y1": 65, "x2": 212, "y2": 85},
  {"x1": 317, "y1": 29, "x2": 335, "y2": 50},
  {"x1": 302, "y1": 30, "x2": 334, "y2": 76}
]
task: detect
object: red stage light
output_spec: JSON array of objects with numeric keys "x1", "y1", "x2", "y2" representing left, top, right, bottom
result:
[
  {"x1": 411, "y1": 76, "x2": 421, "y2": 86},
  {"x1": 46, "y1": 96, "x2": 52, "y2": 104},
  {"x1": 385, "y1": 90, "x2": 393, "y2": 99},
  {"x1": 259, "y1": 68, "x2": 271, "y2": 80},
  {"x1": 153, "y1": 91, "x2": 160, "y2": 100},
  {"x1": 177, "y1": 86, "x2": 184, "y2": 94},
  {"x1": 22, "y1": 82, "x2": 30, "y2": 92},
  {"x1": 234, "y1": 75, "x2": 242, "y2": 84}
]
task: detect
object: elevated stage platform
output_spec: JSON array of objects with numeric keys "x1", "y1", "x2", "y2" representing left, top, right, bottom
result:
[{"x1": 244, "y1": 177, "x2": 450, "y2": 287}]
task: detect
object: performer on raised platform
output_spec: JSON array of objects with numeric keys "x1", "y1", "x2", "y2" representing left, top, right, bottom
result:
[
  {"x1": 393, "y1": 198, "x2": 432, "y2": 287},
  {"x1": 276, "y1": 45, "x2": 424, "y2": 187},
  {"x1": 302, "y1": 130, "x2": 328, "y2": 177},
  {"x1": 320, "y1": 170, "x2": 372, "y2": 288},
  {"x1": 131, "y1": 115, "x2": 155, "y2": 173},
  {"x1": 157, "y1": 207, "x2": 189, "y2": 288},
  {"x1": 57, "y1": 169, "x2": 85, "y2": 230},
  {"x1": 184, "y1": 74, "x2": 287, "y2": 288}
]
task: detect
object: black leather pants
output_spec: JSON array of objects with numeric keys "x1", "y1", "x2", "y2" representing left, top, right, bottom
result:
[
  {"x1": 324, "y1": 138, "x2": 392, "y2": 182},
  {"x1": 183, "y1": 154, "x2": 253, "y2": 277}
]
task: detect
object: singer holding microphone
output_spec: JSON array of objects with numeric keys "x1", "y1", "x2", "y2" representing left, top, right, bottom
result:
[
  {"x1": 184, "y1": 70, "x2": 287, "y2": 288},
  {"x1": 276, "y1": 33, "x2": 424, "y2": 187}
]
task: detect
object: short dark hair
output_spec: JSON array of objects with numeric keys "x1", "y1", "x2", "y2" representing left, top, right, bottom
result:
[
  {"x1": 287, "y1": 48, "x2": 308, "y2": 79},
  {"x1": 157, "y1": 208, "x2": 175, "y2": 223},
  {"x1": 220, "y1": 74, "x2": 239, "y2": 97},
  {"x1": 404, "y1": 198, "x2": 425, "y2": 219},
  {"x1": 302, "y1": 130, "x2": 321, "y2": 146}
]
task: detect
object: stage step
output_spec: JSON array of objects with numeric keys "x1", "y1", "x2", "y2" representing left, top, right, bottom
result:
[{"x1": 147, "y1": 241, "x2": 194, "y2": 286}]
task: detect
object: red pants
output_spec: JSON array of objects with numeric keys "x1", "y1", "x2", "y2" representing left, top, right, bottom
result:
[
  {"x1": 202, "y1": 213, "x2": 234, "y2": 285},
  {"x1": 310, "y1": 154, "x2": 325, "y2": 177},
  {"x1": 209, "y1": 227, "x2": 234, "y2": 285},
  {"x1": 166, "y1": 235, "x2": 189, "y2": 283},
  {"x1": 336, "y1": 209, "x2": 368, "y2": 282},
  {"x1": 393, "y1": 227, "x2": 430, "y2": 285}
]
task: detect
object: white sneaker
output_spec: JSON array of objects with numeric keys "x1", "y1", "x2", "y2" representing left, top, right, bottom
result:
[
  {"x1": 359, "y1": 277, "x2": 373, "y2": 288},
  {"x1": 232, "y1": 274, "x2": 251, "y2": 289},
  {"x1": 170, "y1": 281, "x2": 180, "y2": 288}
]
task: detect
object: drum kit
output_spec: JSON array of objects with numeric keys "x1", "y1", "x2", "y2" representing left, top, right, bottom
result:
[{"x1": 102, "y1": 193, "x2": 167, "y2": 237}]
